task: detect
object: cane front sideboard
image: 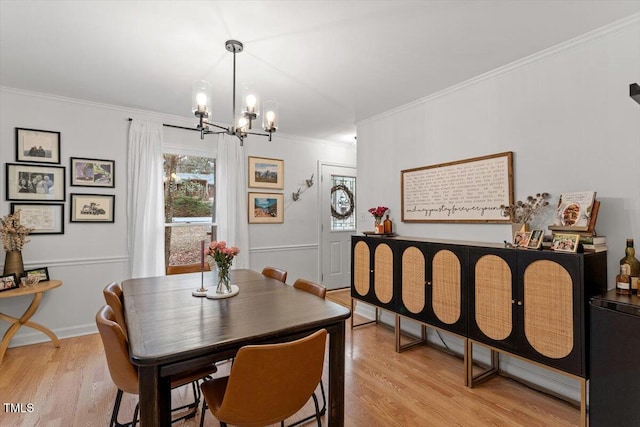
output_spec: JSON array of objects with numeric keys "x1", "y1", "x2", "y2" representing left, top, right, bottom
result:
[{"x1": 351, "y1": 234, "x2": 607, "y2": 427}]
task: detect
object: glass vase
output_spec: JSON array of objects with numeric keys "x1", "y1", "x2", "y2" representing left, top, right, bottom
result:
[{"x1": 216, "y1": 268, "x2": 232, "y2": 294}]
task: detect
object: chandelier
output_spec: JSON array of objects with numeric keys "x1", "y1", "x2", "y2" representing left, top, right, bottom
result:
[{"x1": 192, "y1": 40, "x2": 278, "y2": 145}]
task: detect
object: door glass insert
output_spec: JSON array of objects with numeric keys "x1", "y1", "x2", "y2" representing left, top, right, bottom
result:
[{"x1": 330, "y1": 175, "x2": 356, "y2": 231}]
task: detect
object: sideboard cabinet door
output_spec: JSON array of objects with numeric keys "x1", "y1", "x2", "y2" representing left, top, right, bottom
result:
[
  {"x1": 468, "y1": 247, "x2": 518, "y2": 353},
  {"x1": 397, "y1": 241, "x2": 428, "y2": 321},
  {"x1": 517, "y1": 250, "x2": 583, "y2": 376}
]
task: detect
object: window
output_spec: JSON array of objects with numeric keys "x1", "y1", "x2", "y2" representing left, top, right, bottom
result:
[
  {"x1": 163, "y1": 154, "x2": 215, "y2": 268},
  {"x1": 330, "y1": 174, "x2": 356, "y2": 231}
]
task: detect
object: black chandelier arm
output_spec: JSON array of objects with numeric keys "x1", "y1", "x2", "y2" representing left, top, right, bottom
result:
[{"x1": 201, "y1": 120, "x2": 231, "y2": 132}]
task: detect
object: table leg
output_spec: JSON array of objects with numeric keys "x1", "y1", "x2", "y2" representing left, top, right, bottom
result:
[
  {"x1": 138, "y1": 365, "x2": 171, "y2": 427},
  {"x1": 328, "y1": 321, "x2": 345, "y2": 427},
  {"x1": 0, "y1": 292, "x2": 60, "y2": 363}
]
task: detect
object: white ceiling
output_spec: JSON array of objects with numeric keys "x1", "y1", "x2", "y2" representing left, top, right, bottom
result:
[{"x1": 1, "y1": 1, "x2": 639, "y2": 143}]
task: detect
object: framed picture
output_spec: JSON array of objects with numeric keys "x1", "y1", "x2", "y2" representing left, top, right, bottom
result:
[
  {"x1": 24, "y1": 267, "x2": 50, "y2": 282},
  {"x1": 5, "y1": 163, "x2": 65, "y2": 201},
  {"x1": 10, "y1": 203, "x2": 64, "y2": 235},
  {"x1": 15, "y1": 128, "x2": 61, "y2": 164},
  {"x1": 527, "y1": 229, "x2": 544, "y2": 249},
  {"x1": 513, "y1": 231, "x2": 531, "y2": 248},
  {"x1": 551, "y1": 233, "x2": 580, "y2": 253},
  {"x1": 248, "y1": 192, "x2": 284, "y2": 224},
  {"x1": 70, "y1": 193, "x2": 115, "y2": 223},
  {"x1": 248, "y1": 156, "x2": 284, "y2": 189},
  {"x1": 0, "y1": 273, "x2": 19, "y2": 292},
  {"x1": 70, "y1": 157, "x2": 115, "y2": 188}
]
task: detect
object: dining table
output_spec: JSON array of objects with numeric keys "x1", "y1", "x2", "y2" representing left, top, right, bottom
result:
[{"x1": 122, "y1": 269, "x2": 351, "y2": 426}]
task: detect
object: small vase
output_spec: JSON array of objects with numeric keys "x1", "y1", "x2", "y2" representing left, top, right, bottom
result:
[
  {"x1": 3, "y1": 250, "x2": 24, "y2": 278},
  {"x1": 374, "y1": 218, "x2": 384, "y2": 234},
  {"x1": 511, "y1": 223, "x2": 530, "y2": 236},
  {"x1": 216, "y1": 268, "x2": 232, "y2": 294}
]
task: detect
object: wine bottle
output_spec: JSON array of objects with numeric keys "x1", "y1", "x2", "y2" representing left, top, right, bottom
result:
[
  {"x1": 383, "y1": 215, "x2": 392, "y2": 234},
  {"x1": 620, "y1": 239, "x2": 640, "y2": 295},
  {"x1": 616, "y1": 266, "x2": 631, "y2": 295}
]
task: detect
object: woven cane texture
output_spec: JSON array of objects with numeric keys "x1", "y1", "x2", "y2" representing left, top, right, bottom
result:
[
  {"x1": 474, "y1": 255, "x2": 513, "y2": 341},
  {"x1": 432, "y1": 250, "x2": 461, "y2": 324},
  {"x1": 374, "y1": 244, "x2": 394, "y2": 304},
  {"x1": 524, "y1": 260, "x2": 573, "y2": 359},
  {"x1": 402, "y1": 247, "x2": 426, "y2": 314},
  {"x1": 353, "y1": 241, "x2": 370, "y2": 296}
]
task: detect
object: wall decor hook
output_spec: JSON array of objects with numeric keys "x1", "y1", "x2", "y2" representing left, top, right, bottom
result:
[{"x1": 305, "y1": 174, "x2": 314, "y2": 187}]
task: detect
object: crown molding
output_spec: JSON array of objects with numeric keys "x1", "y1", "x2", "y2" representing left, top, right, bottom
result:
[{"x1": 357, "y1": 13, "x2": 640, "y2": 128}]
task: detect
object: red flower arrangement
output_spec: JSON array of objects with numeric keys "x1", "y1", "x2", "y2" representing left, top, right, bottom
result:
[{"x1": 368, "y1": 206, "x2": 388, "y2": 222}]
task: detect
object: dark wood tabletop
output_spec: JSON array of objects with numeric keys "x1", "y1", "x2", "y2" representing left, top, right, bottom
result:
[{"x1": 123, "y1": 269, "x2": 351, "y2": 426}]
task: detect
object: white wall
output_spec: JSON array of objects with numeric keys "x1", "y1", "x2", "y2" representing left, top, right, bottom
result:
[
  {"x1": 0, "y1": 88, "x2": 355, "y2": 347},
  {"x1": 355, "y1": 16, "x2": 640, "y2": 401}
]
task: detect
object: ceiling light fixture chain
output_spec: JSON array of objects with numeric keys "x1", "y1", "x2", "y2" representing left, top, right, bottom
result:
[{"x1": 192, "y1": 40, "x2": 278, "y2": 146}]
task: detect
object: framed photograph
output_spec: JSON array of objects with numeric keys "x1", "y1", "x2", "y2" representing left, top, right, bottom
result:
[
  {"x1": 5, "y1": 163, "x2": 65, "y2": 201},
  {"x1": 15, "y1": 128, "x2": 61, "y2": 164},
  {"x1": 70, "y1": 193, "x2": 115, "y2": 223},
  {"x1": 248, "y1": 156, "x2": 284, "y2": 189},
  {"x1": 551, "y1": 233, "x2": 580, "y2": 253},
  {"x1": 248, "y1": 192, "x2": 284, "y2": 224},
  {"x1": 24, "y1": 267, "x2": 50, "y2": 282},
  {"x1": 70, "y1": 157, "x2": 115, "y2": 188},
  {"x1": 513, "y1": 231, "x2": 531, "y2": 248},
  {"x1": 0, "y1": 273, "x2": 19, "y2": 292},
  {"x1": 10, "y1": 203, "x2": 64, "y2": 235},
  {"x1": 527, "y1": 229, "x2": 544, "y2": 249}
]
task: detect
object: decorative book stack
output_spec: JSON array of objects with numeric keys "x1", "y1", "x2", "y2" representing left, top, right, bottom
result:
[{"x1": 581, "y1": 235, "x2": 607, "y2": 252}]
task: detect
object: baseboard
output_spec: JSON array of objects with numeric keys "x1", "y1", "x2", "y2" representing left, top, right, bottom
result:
[{"x1": 7, "y1": 323, "x2": 97, "y2": 349}]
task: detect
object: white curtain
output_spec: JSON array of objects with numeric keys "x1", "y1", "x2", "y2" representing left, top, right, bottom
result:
[
  {"x1": 216, "y1": 134, "x2": 250, "y2": 269},
  {"x1": 127, "y1": 120, "x2": 165, "y2": 278}
]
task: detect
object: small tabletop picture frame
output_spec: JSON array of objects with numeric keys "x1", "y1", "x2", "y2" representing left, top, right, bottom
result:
[
  {"x1": 0, "y1": 273, "x2": 19, "y2": 292},
  {"x1": 24, "y1": 267, "x2": 50, "y2": 282},
  {"x1": 527, "y1": 229, "x2": 544, "y2": 249},
  {"x1": 551, "y1": 233, "x2": 580, "y2": 253},
  {"x1": 513, "y1": 231, "x2": 531, "y2": 248},
  {"x1": 15, "y1": 128, "x2": 61, "y2": 164}
]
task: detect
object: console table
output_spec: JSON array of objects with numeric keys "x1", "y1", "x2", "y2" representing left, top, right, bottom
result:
[
  {"x1": 0, "y1": 280, "x2": 62, "y2": 363},
  {"x1": 351, "y1": 235, "x2": 607, "y2": 427}
]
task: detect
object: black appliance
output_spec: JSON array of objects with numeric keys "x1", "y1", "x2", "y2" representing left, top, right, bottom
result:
[{"x1": 589, "y1": 291, "x2": 640, "y2": 427}]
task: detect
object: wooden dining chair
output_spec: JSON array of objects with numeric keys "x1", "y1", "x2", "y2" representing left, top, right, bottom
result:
[
  {"x1": 166, "y1": 262, "x2": 211, "y2": 275},
  {"x1": 96, "y1": 305, "x2": 216, "y2": 427},
  {"x1": 290, "y1": 278, "x2": 328, "y2": 425},
  {"x1": 261, "y1": 266, "x2": 288, "y2": 283},
  {"x1": 199, "y1": 329, "x2": 327, "y2": 427}
]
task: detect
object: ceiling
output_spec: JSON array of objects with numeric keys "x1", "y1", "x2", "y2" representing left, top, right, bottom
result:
[{"x1": 1, "y1": 1, "x2": 639, "y2": 144}]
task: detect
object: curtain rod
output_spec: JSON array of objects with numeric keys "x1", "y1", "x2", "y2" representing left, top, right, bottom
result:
[{"x1": 127, "y1": 118, "x2": 199, "y2": 133}]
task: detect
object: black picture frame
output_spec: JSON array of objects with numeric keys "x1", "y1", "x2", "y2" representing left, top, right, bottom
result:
[
  {"x1": 5, "y1": 163, "x2": 66, "y2": 201},
  {"x1": 15, "y1": 128, "x2": 61, "y2": 164},
  {"x1": 70, "y1": 157, "x2": 115, "y2": 188},
  {"x1": 23, "y1": 267, "x2": 50, "y2": 282},
  {"x1": 70, "y1": 193, "x2": 115, "y2": 223},
  {"x1": 0, "y1": 273, "x2": 19, "y2": 292},
  {"x1": 10, "y1": 203, "x2": 65, "y2": 235}
]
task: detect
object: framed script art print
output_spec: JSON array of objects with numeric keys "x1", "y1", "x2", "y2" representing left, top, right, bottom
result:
[
  {"x1": 248, "y1": 192, "x2": 284, "y2": 224},
  {"x1": 10, "y1": 203, "x2": 64, "y2": 235},
  {"x1": 248, "y1": 156, "x2": 284, "y2": 189},
  {"x1": 401, "y1": 152, "x2": 514, "y2": 223},
  {"x1": 15, "y1": 128, "x2": 61, "y2": 164},
  {"x1": 5, "y1": 163, "x2": 66, "y2": 201},
  {"x1": 70, "y1": 157, "x2": 115, "y2": 188},
  {"x1": 70, "y1": 193, "x2": 115, "y2": 223}
]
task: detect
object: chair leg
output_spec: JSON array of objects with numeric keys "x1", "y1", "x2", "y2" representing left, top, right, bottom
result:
[
  {"x1": 199, "y1": 395, "x2": 208, "y2": 427},
  {"x1": 318, "y1": 380, "x2": 326, "y2": 416},
  {"x1": 312, "y1": 392, "x2": 321, "y2": 427},
  {"x1": 131, "y1": 403, "x2": 139, "y2": 427},
  {"x1": 109, "y1": 389, "x2": 123, "y2": 427},
  {"x1": 286, "y1": 380, "x2": 325, "y2": 427}
]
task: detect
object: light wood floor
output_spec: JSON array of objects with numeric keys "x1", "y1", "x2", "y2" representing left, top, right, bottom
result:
[{"x1": 0, "y1": 294, "x2": 579, "y2": 427}]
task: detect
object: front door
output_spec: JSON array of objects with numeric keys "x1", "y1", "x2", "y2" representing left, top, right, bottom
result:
[{"x1": 320, "y1": 163, "x2": 357, "y2": 290}]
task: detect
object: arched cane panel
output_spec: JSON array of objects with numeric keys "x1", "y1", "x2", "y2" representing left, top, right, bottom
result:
[
  {"x1": 432, "y1": 250, "x2": 461, "y2": 324},
  {"x1": 475, "y1": 255, "x2": 512, "y2": 340},
  {"x1": 374, "y1": 244, "x2": 393, "y2": 304},
  {"x1": 353, "y1": 241, "x2": 370, "y2": 296},
  {"x1": 402, "y1": 247, "x2": 426, "y2": 314},
  {"x1": 524, "y1": 260, "x2": 573, "y2": 359}
]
